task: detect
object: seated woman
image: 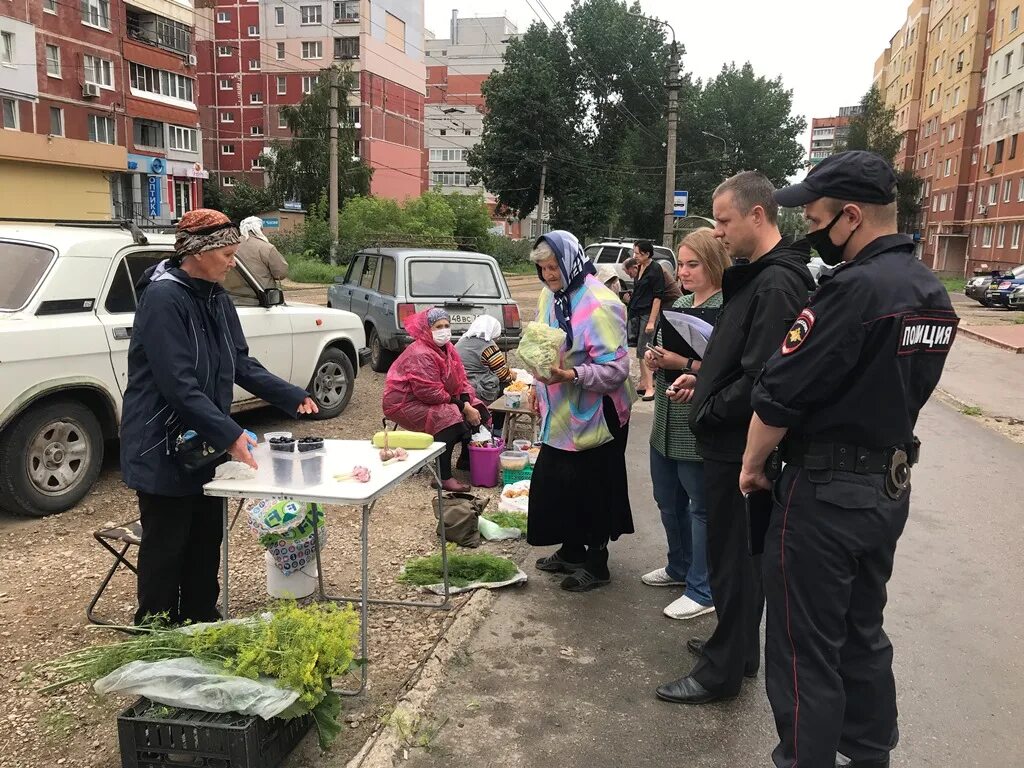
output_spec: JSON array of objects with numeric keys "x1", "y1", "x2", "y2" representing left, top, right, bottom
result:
[
  {"x1": 455, "y1": 315, "x2": 514, "y2": 432},
  {"x1": 382, "y1": 308, "x2": 490, "y2": 492}
]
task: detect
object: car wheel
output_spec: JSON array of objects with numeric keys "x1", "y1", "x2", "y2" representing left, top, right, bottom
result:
[
  {"x1": 0, "y1": 399, "x2": 104, "y2": 517},
  {"x1": 368, "y1": 327, "x2": 396, "y2": 373},
  {"x1": 306, "y1": 347, "x2": 355, "y2": 420}
]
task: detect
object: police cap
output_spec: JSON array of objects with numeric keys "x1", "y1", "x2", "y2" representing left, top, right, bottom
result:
[{"x1": 775, "y1": 150, "x2": 898, "y2": 207}]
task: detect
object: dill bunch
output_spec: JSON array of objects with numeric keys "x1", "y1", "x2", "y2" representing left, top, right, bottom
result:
[
  {"x1": 482, "y1": 511, "x2": 528, "y2": 533},
  {"x1": 399, "y1": 551, "x2": 519, "y2": 588}
]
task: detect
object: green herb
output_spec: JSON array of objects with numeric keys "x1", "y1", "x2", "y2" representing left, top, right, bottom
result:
[
  {"x1": 399, "y1": 552, "x2": 518, "y2": 588},
  {"x1": 483, "y1": 512, "x2": 527, "y2": 533}
]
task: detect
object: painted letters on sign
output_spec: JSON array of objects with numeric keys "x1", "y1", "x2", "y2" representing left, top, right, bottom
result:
[{"x1": 897, "y1": 314, "x2": 958, "y2": 356}]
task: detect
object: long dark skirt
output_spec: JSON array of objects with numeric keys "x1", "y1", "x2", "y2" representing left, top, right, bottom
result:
[{"x1": 527, "y1": 397, "x2": 634, "y2": 547}]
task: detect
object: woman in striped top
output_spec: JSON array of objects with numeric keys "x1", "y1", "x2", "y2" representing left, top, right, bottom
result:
[
  {"x1": 642, "y1": 229, "x2": 731, "y2": 621},
  {"x1": 455, "y1": 316, "x2": 515, "y2": 406}
]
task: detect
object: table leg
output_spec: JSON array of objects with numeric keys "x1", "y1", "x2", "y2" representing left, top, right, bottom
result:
[
  {"x1": 220, "y1": 498, "x2": 229, "y2": 620},
  {"x1": 335, "y1": 503, "x2": 369, "y2": 697},
  {"x1": 436, "y1": 456, "x2": 450, "y2": 604}
]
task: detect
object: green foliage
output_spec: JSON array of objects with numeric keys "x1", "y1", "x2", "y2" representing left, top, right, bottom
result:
[
  {"x1": 220, "y1": 180, "x2": 278, "y2": 222},
  {"x1": 398, "y1": 551, "x2": 519, "y2": 587},
  {"x1": 939, "y1": 276, "x2": 966, "y2": 293},
  {"x1": 482, "y1": 511, "x2": 528, "y2": 533},
  {"x1": 403, "y1": 191, "x2": 458, "y2": 242},
  {"x1": 777, "y1": 207, "x2": 808, "y2": 239},
  {"x1": 202, "y1": 177, "x2": 225, "y2": 211},
  {"x1": 482, "y1": 234, "x2": 533, "y2": 269},
  {"x1": 287, "y1": 256, "x2": 347, "y2": 283},
  {"x1": 300, "y1": 195, "x2": 334, "y2": 262},
  {"x1": 444, "y1": 192, "x2": 494, "y2": 251}
]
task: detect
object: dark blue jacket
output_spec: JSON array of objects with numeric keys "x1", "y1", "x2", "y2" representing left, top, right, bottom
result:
[{"x1": 120, "y1": 262, "x2": 308, "y2": 496}]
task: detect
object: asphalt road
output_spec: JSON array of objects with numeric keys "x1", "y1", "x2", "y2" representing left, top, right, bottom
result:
[{"x1": 404, "y1": 401, "x2": 1024, "y2": 768}]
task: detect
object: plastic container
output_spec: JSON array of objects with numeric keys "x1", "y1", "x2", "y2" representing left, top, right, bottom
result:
[
  {"x1": 467, "y1": 439, "x2": 505, "y2": 488},
  {"x1": 296, "y1": 436, "x2": 324, "y2": 453},
  {"x1": 298, "y1": 450, "x2": 324, "y2": 485},
  {"x1": 265, "y1": 551, "x2": 318, "y2": 599},
  {"x1": 527, "y1": 445, "x2": 541, "y2": 466},
  {"x1": 502, "y1": 466, "x2": 534, "y2": 485},
  {"x1": 269, "y1": 437, "x2": 296, "y2": 453},
  {"x1": 264, "y1": 431, "x2": 292, "y2": 443},
  {"x1": 512, "y1": 439, "x2": 532, "y2": 452},
  {"x1": 117, "y1": 697, "x2": 312, "y2": 768},
  {"x1": 271, "y1": 455, "x2": 294, "y2": 485},
  {"x1": 499, "y1": 450, "x2": 529, "y2": 471},
  {"x1": 503, "y1": 389, "x2": 523, "y2": 409}
]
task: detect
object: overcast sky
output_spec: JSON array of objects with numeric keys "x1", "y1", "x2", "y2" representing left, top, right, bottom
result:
[{"x1": 425, "y1": 0, "x2": 910, "y2": 177}]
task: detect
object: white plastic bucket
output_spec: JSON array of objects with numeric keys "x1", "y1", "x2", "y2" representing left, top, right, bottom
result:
[{"x1": 264, "y1": 551, "x2": 318, "y2": 599}]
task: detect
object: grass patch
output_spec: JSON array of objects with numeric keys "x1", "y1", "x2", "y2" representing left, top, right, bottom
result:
[
  {"x1": 287, "y1": 257, "x2": 347, "y2": 284},
  {"x1": 939, "y1": 276, "x2": 967, "y2": 293},
  {"x1": 503, "y1": 262, "x2": 538, "y2": 276},
  {"x1": 1014, "y1": 314, "x2": 1024, "y2": 324},
  {"x1": 399, "y1": 550, "x2": 518, "y2": 587},
  {"x1": 483, "y1": 511, "x2": 527, "y2": 533},
  {"x1": 961, "y1": 405, "x2": 984, "y2": 417}
]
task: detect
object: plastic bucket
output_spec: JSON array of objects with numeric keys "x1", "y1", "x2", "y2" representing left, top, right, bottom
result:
[
  {"x1": 467, "y1": 439, "x2": 505, "y2": 488},
  {"x1": 265, "y1": 551, "x2": 318, "y2": 599}
]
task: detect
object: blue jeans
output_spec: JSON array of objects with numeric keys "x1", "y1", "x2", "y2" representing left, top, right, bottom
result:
[{"x1": 649, "y1": 446, "x2": 713, "y2": 607}]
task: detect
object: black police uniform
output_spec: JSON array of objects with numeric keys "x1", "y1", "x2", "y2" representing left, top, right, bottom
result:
[{"x1": 751, "y1": 232, "x2": 958, "y2": 768}]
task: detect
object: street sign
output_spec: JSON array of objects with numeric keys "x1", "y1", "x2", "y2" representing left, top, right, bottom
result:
[
  {"x1": 262, "y1": 217, "x2": 280, "y2": 228},
  {"x1": 673, "y1": 190, "x2": 688, "y2": 218},
  {"x1": 147, "y1": 175, "x2": 161, "y2": 218}
]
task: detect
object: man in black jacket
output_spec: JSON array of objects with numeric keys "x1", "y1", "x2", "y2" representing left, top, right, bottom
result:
[{"x1": 656, "y1": 171, "x2": 815, "y2": 704}]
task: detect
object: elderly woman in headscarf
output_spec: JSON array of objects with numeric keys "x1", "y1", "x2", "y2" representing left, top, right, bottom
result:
[
  {"x1": 235, "y1": 215, "x2": 290, "y2": 289},
  {"x1": 455, "y1": 315, "x2": 515, "y2": 409},
  {"x1": 120, "y1": 209, "x2": 318, "y2": 626},
  {"x1": 382, "y1": 307, "x2": 491, "y2": 492},
  {"x1": 528, "y1": 231, "x2": 636, "y2": 592}
]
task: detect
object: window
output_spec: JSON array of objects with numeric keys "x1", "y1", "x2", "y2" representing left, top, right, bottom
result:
[
  {"x1": 247, "y1": 25, "x2": 259, "y2": 36},
  {"x1": 1019, "y1": 179, "x2": 1024, "y2": 202},
  {"x1": 346, "y1": 106, "x2": 359, "y2": 126},
  {"x1": 1018, "y1": 89, "x2": 1024, "y2": 114},
  {"x1": 378, "y1": 257, "x2": 396, "y2": 296},
  {"x1": 408, "y1": 260, "x2": 501, "y2": 299},
  {"x1": 1013, "y1": 135, "x2": 1019, "y2": 160},
  {"x1": 45, "y1": 45, "x2": 61, "y2": 77},
  {"x1": 301, "y1": 75, "x2": 317, "y2": 94},
  {"x1": 250, "y1": 91, "x2": 263, "y2": 104},
  {"x1": 278, "y1": 111, "x2": 289, "y2": 129},
  {"x1": 334, "y1": 36, "x2": 359, "y2": 59},
  {"x1": 129, "y1": 63, "x2": 194, "y2": 103},
  {"x1": 82, "y1": 0, "x2": 110, "y2": 29},
  {"x1": 88, "y1": 114, "x2": 114, "y2": 143},
  {"x1": 385, "y1": 12, "x2": 406, "y2": 51},
  {"x1": 174, "y1": 180, "x2": 193, "y2": 219},
  {"x1": 335, "y1": 1, "x2": 359, "y2": 21},
  {"x1": 44, "y1": 0, "x2": 58, "y2": 12},
  {"x1": 277, "y1": 42, "x2": 285, "y2": 60},
  {"x1": 430, "y1": 171, "x2": 472, "y2": 187},
  {"x1": 217, "y1": 11, "x2": 230, "y2": 22},
  {"x1": 222, "y1": 144, "x2": 235, "y2": 155},
  {"x1": 84, "y1": 55, "x2": 113, "y2": 88},
  {"x1": 223, "y1": 176, "x2": 237, "y2": 187},
  {"x1": 220, "y1": 111, "x2": 234, "y2": 123},
  {"x1": 300, "y1": 5, "x2": 322, "y2": 25},
  {"x1": 0, "y1": 32, "x2": 12, "y2": 66},
  {"x1": 302, "y1": 41, "x2": 323, "y2": 59},
  {"x1": 134, "y1": 119, "x2": 164, "y2": 149},
  {"x1": 1013, "y1": 223, "x2": 1022, "y2": 249},
  {"x1": 997, "y1": 139, "x2": 1006, "y2": 163},
  {"x1": 1001, "y1": 95, "x2": 1011, "y2": 118},
  {"x1": 275, "y1": 6, "x2": 285, "y2": 25},
  {"x1": 1005, "y1": 179, "x2": 1013, "y2": 202},
  {"x1": 963, "y1": 14, "x2": 969, "y2": 34},
  {"x1": 939, "y1": 194, "x2": 947, "y2": 211},
  {"x1": 464, "y1": 128, "x2": 472, "y2": 136},
  {"x1": 998, "y1": 224, "x2": 1006, "y2": 248},
  {"x1": 217, "y1": 45, "x2": 231, "y2": 57},
  {"x1": 168, "y1": 125, "x2": 196, "y2": 152},
  {"x1": 983, "y1": 225, "x2": 993, "y2": 247},
  {"x1": 953, "y1": 87, "x2": 961, "y2": 106},
  {"x1": 989, "y1": 183, "x2": 998, "y2": 204},
  {"x1": 1013, "y1": 6, "x2": 1020, "y2": 31},
  {"x1": 49, "y1": 107, "x2": 63, "y2": 136},
  {"x1": 429, "y1": 148, "x2": 467, "y2": 162},
  {"x1": 945, "y1": 158, "x2": 953, "y2": 176},
  {"x1": 248, "y1": 59, "x2": 260, "y2": 71},
  {"x1": 250, "y1": 125, "x2": 263, "y2": 136},
  {"x1": 277, "y1": 75, "x2": 287, "y2": 95},
  {"x1": 219, "y1": 78, "x2": 232, "y2": 90},
  {"x1": 359, "y1": 256, "x2": 379, "y2": 290},
  {"x1": 2, "y1": 98, "x2": 19, "y2": 130},
  {"x1": 968, "y1": 189, "x2": 974, "y2": 203}
]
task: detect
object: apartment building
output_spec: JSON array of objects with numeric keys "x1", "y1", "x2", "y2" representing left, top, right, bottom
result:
[
  {"x1": 0, "y1": 0, "x2": 204, "y2": 222},
  {"x1": 196, "y1": 0, "x2": 426, "y2": 202},
  {"x1": 882, "y1": 0, "x2": 930, "y2": 172},
  {"x1": 808, "y1": 106, "x2": 864, "y2": 165}
]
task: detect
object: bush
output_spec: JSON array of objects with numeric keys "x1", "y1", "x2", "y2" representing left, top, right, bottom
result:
[
  {"x1": 483, "y1": 234, "x2": 532, "y2": 269},
  {"x1": 287, "y1": 255, "x2": 347, "y2": 283}
]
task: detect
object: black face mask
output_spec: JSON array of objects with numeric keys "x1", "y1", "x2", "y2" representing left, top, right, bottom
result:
[{"x1": 805, "y1": 210, "x2": 853, "y2": 264}]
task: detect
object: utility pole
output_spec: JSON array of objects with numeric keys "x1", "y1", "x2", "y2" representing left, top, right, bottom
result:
[
  {"x1": 663, "y1": 40, "x2": 680, "y2": 249},
  {"x1": 328, "y1": 66, "x2": 340, "y2": 266},
  {"x1": 536, "y1": 157, "x2": 548, "y2": 239}
]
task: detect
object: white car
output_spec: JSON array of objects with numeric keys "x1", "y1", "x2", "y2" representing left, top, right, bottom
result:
[{"x1": 0, "y1": 223, "x2": 370, "y2": 517}]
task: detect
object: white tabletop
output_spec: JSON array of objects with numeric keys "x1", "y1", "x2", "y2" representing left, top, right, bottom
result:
[{"x1": 203, "y1": 439, "x2": 445, "y2": 506}]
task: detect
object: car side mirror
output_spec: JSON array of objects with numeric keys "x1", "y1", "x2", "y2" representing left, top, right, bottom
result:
[{"x1": 262, "y1": 288, "x2": 285, "y2": 307}]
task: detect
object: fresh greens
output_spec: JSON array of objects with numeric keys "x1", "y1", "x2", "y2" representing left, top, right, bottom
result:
[
  {"x1": 399, "y1": 551, "x2": 519, "y2": 588},
  {"x1": 483, "y1": 512, "x2": 528, "y2": 533}
]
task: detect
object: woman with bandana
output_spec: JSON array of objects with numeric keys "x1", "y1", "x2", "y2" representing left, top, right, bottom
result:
[
  {"x1": 527, "y1": 231, "x2": 636, "y2": 592},
  {"x1": 120, "y1": 209, "x2": 317, "y2": 626},
  {"x1": 382, "y1": 307, "x2": 490, "y2": 492}
]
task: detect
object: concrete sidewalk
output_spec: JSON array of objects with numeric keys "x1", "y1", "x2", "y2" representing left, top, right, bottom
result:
[{"x1": 937, "y1": 333, "x2": 1024, "y2": 418}]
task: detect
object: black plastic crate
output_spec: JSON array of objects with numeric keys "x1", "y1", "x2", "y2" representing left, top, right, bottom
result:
[{"x1": 117, "y1": 698, "x2": 313, "y2": 768}]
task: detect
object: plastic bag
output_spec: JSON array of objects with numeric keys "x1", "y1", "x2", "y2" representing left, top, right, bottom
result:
[
  {"x1": 470, "y1": 425, "x2": 492, "y2": 444},
  {"x1": 517, "y1": 322, "x2": 566, "y2": 378},
  {"x1": 248, "y1": 499, "x2": 326, "y2": 575},
  {"x1": 478, "y1": 516, "x2": 521, "y2": 541},
  {"x1": 498, "y1": 480, "x2": 530, "y2": 515},
  {"x1": 213, "y1": 461, "x2": 257, "y2": 481},
  {"x1": 94, "y1": 657, "x2": 299, "y2": 719}
]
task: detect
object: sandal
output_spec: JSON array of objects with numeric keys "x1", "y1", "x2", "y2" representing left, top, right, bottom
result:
[{"x1": 560, "y1": 569, "x2": 611, "y2": 592}]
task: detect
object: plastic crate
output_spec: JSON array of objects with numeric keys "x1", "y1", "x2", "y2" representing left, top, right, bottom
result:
[
  {"x1": 501, "y1": 466, "x2": 533, "y2": 485},
  {"x1": 117, "y1": 698, "x2": 312, "y2": 768}
]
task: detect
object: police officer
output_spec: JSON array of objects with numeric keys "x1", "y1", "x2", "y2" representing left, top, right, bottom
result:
[{"x1": 739, "y1": 151, "x2": 958, "y2": 768}]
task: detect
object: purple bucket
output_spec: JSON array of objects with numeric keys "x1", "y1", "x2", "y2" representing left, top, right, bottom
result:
[{"x1": 467, "y1": 439, "x2": 505, "y2": 488}]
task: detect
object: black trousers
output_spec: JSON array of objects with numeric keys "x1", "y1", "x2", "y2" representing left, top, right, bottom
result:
[
  {"x1": 134, "y1": 491, "x2": 224, "y2": 626},
  {"x1": 763, "y1": 467, "x2": 908, "y2": 768},
  {"x1": 690, "y1": 459, "x2": 764, "y2": 694}
]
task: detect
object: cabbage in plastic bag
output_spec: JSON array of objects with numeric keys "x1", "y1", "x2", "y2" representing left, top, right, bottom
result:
[{"x1": 517, "y1": 322, "x2": 566, "y2": 378}]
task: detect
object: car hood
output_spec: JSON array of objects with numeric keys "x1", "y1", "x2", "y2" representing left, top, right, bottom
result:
[{"x1": 285, "y1": 301, "x2": 363, "y2": 331}]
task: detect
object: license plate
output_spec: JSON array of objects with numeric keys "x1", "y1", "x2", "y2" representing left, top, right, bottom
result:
[{"x1": 449, "y1": 313, "x2": 477, "y2": 326}]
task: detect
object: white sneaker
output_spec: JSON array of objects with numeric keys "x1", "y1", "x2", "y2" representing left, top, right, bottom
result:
[
  {"x1": 663, "y1": 595, "x2": 716, "y2": 620},
  {"x1": 641, "y1": 567, "x2": 685, "y2": 587}
]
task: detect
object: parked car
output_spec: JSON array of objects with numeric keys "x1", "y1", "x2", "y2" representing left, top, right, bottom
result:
[
  {"x1": 1008, "y1": 283, "x2": 1024, "y2": 309},
  {"x1": 983, "y1": 263, "x2": 1024, "y2": 307},
  {"x1": 965, "y1": 274, "x2": 997, "y2": 306},
  {"x1": 583, "y1": 239, "x2": 677, "y2": 295},
  {"x1": 327, "y1": 248, "x2": 522, "y2": 372},
  {"x1": 0, "y1": 222, "x2": 370, "y2": 517}
]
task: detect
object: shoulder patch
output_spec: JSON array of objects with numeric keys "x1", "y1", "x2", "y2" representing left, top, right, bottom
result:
[
  {"x1": 897, "y1": 314, "x2": 958, "y2": 356},
  {"x1": 781, "y1": 308, "x2": 815, "y2": 355}
]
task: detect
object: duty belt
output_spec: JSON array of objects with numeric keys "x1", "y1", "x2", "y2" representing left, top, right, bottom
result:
[{"x1": 780, "y1": 438, "x2": 920, "y2": 475}]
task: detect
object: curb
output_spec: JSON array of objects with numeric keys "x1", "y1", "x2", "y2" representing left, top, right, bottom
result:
[
  {"x1": 934, "y1": 386, "x2": 976, "y2": 413},
  {"x1": 958, "y1": 326, "x2": 1024, "y2": 354}
]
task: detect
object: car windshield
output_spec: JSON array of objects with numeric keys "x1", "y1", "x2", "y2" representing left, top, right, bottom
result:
[
  {"x1": 1011, "y1": 264, "x2": 1024, "y2": 277},
  {"x1": 0, "y1": 242, "x2": 55, "y2": 311},
  {"x1": 408, "y1": 259, "x2": 501, "y2": 299}
]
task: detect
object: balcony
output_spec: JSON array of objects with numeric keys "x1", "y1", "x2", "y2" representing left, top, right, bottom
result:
[{"x1": 126, "y1": 6, "x2": 192, "y2": 57}]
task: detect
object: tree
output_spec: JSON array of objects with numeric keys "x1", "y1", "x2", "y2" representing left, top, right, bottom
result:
[
  {"x1": 841, "y1": 86, "x2": 923, "y2": 234},
  {"x1": 264, "y1": 67, "x2": 371, "y2": 210},
  {"x1": 220, "y1": 180, "x2": 278, "y2": 221},
  {"x1": 443, "y1": 192, "x2": 494, "y2": 250}
]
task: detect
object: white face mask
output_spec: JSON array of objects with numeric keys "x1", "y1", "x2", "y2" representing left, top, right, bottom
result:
[{"x1": 432, "y1": 329, "x2": 452, "y2": 346}]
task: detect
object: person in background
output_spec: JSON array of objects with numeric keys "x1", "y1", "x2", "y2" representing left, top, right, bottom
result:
[
  {"x1": 455, "y1": 315, "x2": 514, "y2": 434},
  {"x1": 120, "y1": 209, "x2": 317, "y2": 627},
  {"x1": 235, "y1": 216, "x2": 289, "y2": 289},
  {"x1": 596, "y1": 264, "x2": 623, "y2": 299},
  {"x1": 382, "y1": 308, "x2": 490, "y2": 492},
  {"x1": 642, "y1": 229, "x2": 730, "y2": 621},
  {"x1": 628, "y1": 240, "x2": 669, "y2": 401},
  {"x1": 622, "y1": 257, "x2": 639, "y2": 305},
  {"x1": 527, "y1": 231, "x2": 635, "y2": 592}
]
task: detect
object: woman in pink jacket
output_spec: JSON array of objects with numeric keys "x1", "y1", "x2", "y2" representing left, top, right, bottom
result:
[{"x1": 382, "y1": 308, "x2": 490, "y2": 491}]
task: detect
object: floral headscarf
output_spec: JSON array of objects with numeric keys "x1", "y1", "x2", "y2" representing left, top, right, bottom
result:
[{"x1": 174, "y1": 209, "x2": 241, "y2": 260}]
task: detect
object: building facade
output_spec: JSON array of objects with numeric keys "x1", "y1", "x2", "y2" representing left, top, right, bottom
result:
[
  {"x1": 0, "y1": 0, "x2": 205, "y2": 223},
  {"x1": 808, "y1": 105, "x2": 864, "y2": 165},
  {"x1": 195, "y1": 0, "x2": 426, "y2": 202}
]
